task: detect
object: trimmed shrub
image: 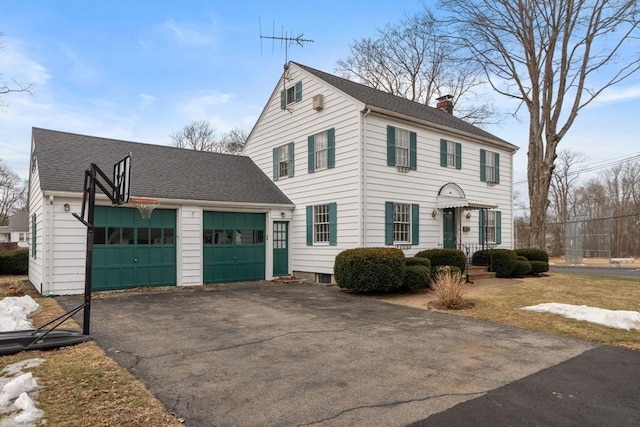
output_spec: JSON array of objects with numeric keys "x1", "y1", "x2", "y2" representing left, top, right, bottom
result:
[
  {"x1": 488, "y1": 249, "x2": 518, "y2": 278},
  {"x1": 471, "y1": 249, "x2": 491, "y2": 266},
  {"x1": 0, "y1": 249, "x2": 29, "y2": 275},
  {"x1": 334, "y1": 247, "x2": 405, "y2": 292},
  {"x1": 405, "y1": 257, "x2": 431, "y2": 268},
  {"x1": 515, "y1": 248, "x2": 549, "y2": 262},
  {"x1": 415, "y1": 249, "x2": 466, "y2": 272},
  {"x1": 530, "y1": 260, "x2": 550, "y2": 275},
  {"x1": 512, "y1": 258, "x2": 532, "y2": 277},
  {"x1": 404, "y1": 265, "x2": 431, "y2": 291}
]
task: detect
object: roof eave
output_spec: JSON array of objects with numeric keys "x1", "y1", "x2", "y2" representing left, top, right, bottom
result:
[{"x1": 365, "y1": 105, "x2": 519, "y2": 153}]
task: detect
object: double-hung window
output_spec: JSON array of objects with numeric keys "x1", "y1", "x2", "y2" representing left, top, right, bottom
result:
[
  {"x1": 387, "y1": 126, "x2": 417, "y2": 171},
  {"x1": 480, "y1": 149, "x2": 500, "y2": 184},
  {"x1": 395, "y1": 129, "x2": 409, "y2": 168},
  {"x1": 306, "y1": 203, "x2": 337, "y2": 245},
  {"x1": 385, "y1": 202, "x2": 419, "y2": 245},
  {"x1": 308, "y1": 128, "x2": 335, "y2": 173},
  {"x1": 393, "y1": 203, "x2": 411, "y2": 243},
  {"x1": 440, "y1": 139, "x2": 462, "y2": 169},
  {"x1": 314, "y1": 131, "x2": 328, "y2": 170},
  {"x1": 479, "y1": 210, "x2": 502, "y2": 244},
  {"x1": 272, "y1": 142, "x2": 294, "y2": 181}
]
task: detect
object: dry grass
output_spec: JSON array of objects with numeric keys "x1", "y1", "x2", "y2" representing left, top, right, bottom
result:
[
  {"x1": 432, "y1": 271, "x2": 470, "y2": 309},
  {"x1": 0, "y1": 277, "x2": 26, "y2": 297},
  {"x1": 443, "y1": 273, "x2": 640, "y2": 351},
  {"x1": 0, "y1": 277, "x2": 183, "y2": 426},
  {"x1": 550, "y1": 256, "x2": 640, "y2": 268}
]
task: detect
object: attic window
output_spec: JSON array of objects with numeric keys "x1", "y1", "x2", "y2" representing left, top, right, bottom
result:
[{"x1": 286, "y1": 86, "x2": 296, "y2": 105}]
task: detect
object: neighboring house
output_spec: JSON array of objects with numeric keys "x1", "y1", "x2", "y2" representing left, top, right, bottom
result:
[
  {"x1": 28, "y1": 128, "x2": 294, "y2": 295},
  {"x1": 0, "y1": 211, "x2": 30, "y2": 248},
  {"x1": 244, "y1": 62, "x2": 518, "y2": 283}
]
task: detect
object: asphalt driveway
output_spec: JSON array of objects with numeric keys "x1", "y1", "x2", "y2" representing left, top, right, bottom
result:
[{"x1": 57, "y1": 282, "x2": 638, "y2": 426}]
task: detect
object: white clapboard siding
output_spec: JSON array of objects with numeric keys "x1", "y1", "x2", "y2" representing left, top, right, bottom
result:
[
  {"x1": 245, "y1": 64, "x2": 364, "y2": 274},
  {"x1": 27, "y1": 163, "x2": 44, "y2": 291},
  {"x1": 179, "y1": 205, "x2": 203, "y2": 285}
]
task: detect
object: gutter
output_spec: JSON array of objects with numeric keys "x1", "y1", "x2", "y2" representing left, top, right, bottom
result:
[{"x1": 361, "y1": 108, "x2": 371, "y2": 247}]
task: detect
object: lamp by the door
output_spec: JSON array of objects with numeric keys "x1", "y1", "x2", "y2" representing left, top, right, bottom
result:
[
  {"x1": 465, "y1": 211, "x2": 471, "y2": 220},
  {"x1": 431, "y1": 209, "x2": 438, "y2": 219},
  {"x1": 64, "y1": 203, "x2": 70, "y2": 212}
]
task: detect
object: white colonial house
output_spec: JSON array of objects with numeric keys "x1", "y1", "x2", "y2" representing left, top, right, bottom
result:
[
  {"x1": 28, "y1": 128, "x2": 294, "y2": 295},
  {"x1": 243, "y1": 62, "x2": 519, "y2": 283}
]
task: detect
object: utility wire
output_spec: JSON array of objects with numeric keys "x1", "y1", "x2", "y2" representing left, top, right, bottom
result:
[{"x1": 514, "y1": 153, "x2": 640, "y2": 185}]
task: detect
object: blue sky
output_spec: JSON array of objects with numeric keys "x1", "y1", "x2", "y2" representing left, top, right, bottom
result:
[{"x1": 1, "y1": 0, "x2": 639, "y2": 203}]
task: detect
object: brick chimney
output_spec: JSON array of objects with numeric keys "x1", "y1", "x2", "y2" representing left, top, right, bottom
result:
[{"x1": 435, "y1": 95, "x2": 454, "y2": 115}]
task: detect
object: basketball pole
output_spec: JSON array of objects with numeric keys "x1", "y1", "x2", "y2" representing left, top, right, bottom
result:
[{"x1": 81, "y1": 164, "x2": 97, "y2": 335}]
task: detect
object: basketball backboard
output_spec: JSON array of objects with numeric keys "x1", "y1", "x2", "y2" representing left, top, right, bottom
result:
[{"x1": 113, "y1": 153, "x2": 132, "y2": 205}]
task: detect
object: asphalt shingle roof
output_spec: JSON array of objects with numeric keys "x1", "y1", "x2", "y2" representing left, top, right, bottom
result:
[
  {"x1": 294, "y1": 62, "x2": 516, "y2": 149},
  {"x1": 32, "y1": 128, "x2": 293, "y2": 206}
]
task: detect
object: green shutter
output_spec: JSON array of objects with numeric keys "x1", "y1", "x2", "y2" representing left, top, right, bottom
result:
[
  {"x1": 385, "y1": 202, "x2": 394, "y2": 245},
  {"x1": 295, "y1": 81, "x2": 302, "y2": 102},
  {"x1": 494, "y1": 152, "x2": 500, "y2": 184},
  {"x1": 307, "y1": 135, "x2": 315, "y2": 173},
  {"x1": 306, "y1": 206, "x2": 313, "y2": 246},
  {"x1": 480, "y1": 149, "x2": 486, "y2": 182},
  {"x1": 329, "y1": 202, "x2": 337, "y2": 246},
  {"x1": 455, "y1": 143, "x2": 462, "y2": 170},
  {"x1": 280, "y1": 90, "x2": 285, "y2": 109},
  {"x1": 31, "y1": 213, "x2": 36, "y2": 258},
  {"x1": 479, "y1": 209, "x2": 485, "y2": 244},
  {"x1": 272, "y1": 147, "x2": 279, "y2": 181},
  {"x1": 409, "y1": 131, "x2": 417, "y2": 170},
  {"x1": 387, "y1": 126, "x2": 396, "y2": 166},
  {"x1": 411, "y1": 204, "x2": 419, "y2": 244},
  {"x1": 327, "y1": 128, "x2": 335, "y2": 169},
  {"x1": 288, "y1": 142, "x2": 295, "y2": 177},
  {"x1": 496, "y1": 211, "x2": 502, "y2": 244},
  {"x1": 440, "y1": 139, "x2": 448, "y2": 167}
]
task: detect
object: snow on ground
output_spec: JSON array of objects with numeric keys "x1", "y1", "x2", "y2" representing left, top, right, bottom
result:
[
  {"x1": 0, "y1": 360, "x2": 45, "y2": 427},
  {"x1": 1, "y1": 296, "x2": 45, "y2": 426},
  {"x1": 522, "y1": 303, "x2": 640, "y2": 330},
  {"x1": 0, "y1": 297, "x2": 39, "y2": 332}
]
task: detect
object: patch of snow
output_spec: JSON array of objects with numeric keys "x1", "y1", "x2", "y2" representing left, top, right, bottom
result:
[
  {"x1": 0, "y1": 296, "x2": 39, "y2": 332},
  {"x1": 0, "y1": 294, "x2": 46, "y2": 426},
  {"x1": 522, "y1": 303, "x2": 640, "y2": 330}
]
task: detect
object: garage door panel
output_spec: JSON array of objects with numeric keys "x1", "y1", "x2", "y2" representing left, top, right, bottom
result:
[
  {"x1": 92, "y1": 206, "x2": 176, "y2": 291},
  {"x1": 203, "y1": 212, "x2": 265, "y2": 284}
]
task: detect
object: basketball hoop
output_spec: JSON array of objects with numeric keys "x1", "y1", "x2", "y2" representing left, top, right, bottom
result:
[{"x1": 128, "y1": 197, "x2": 161, "y2": 219}]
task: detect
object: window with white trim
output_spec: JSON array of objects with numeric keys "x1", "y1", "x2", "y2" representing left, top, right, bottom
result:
[
  {"x1": 314, "y1": 131, "x2": 328, "y2": 170},
  {"x1": 395, "y1": 128, "x2": 409, "y2": 167},
  {"x1": 485, "y1": 152, "x2": 496, "y2": 183},
  {"x1": 314, "y1": 204, "x2": 330, "y2": 244},
  {"x1": 485, "y1": 211, "x2": 497, "y2": 243},
  {"x1": 278, "y1": 144, "x2": 289, "y2": 178},
  {"x1": 393, "y1": 203, "x2": 411, "y2": 243},
  {"x1": 447, "y1": 140, "x2": 456, "y2": 167}
]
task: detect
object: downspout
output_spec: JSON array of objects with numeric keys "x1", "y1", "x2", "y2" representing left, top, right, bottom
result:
[{"x1": 361, "y1": 108, "x2": 371, "y2": 247}]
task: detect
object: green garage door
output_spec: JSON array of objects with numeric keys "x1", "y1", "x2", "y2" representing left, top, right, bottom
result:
[
  {"x1": 203, "y1": 212, "x2": 265, "y2": 283},
  {"x1": 92, "y1": 206, "x2": 176, "y2": 291}
]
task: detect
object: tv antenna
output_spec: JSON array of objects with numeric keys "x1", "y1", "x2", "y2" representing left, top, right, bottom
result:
[{"x1": 259, "y1": 18, "x2": 314, "y2": 69}]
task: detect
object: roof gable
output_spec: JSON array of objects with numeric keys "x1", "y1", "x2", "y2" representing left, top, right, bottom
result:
[
  {"x1": 32, "y1": 128, "x2": 293, "y2": 206},
  {"x1": 292, "y1": 62, "x2": 516, "y2": 150}
]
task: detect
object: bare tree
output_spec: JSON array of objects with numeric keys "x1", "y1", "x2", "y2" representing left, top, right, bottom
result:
[
  {"x1": 336, "y1": 12, "x2": 497, "y2": 126},
  {"x1": 170, "y1": 120, "x2": 218, "y2": 151},
  {"x1": 170, "y1": 121, "x2": 247, "y2": 154},
  {"x1": 548, "y1": 150, "x2": 587, "y2": 255},
  {"x1": 0, "y1": 33, "x2": 34, "y2": 109},
  {"x1": 0, "y1": 160, "x2": 26, "y2": 225},
  {"x1": 221, "y1": 127, "x2": 248, "y2": 155},
  {"x1": 441, "y1": 0, "x2": 640, "y2": 250}
]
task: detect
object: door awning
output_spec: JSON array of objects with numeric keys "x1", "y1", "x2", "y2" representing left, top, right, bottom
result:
[{"x1": 436, "y1": 196, "x2": 498, "y2": 210}]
